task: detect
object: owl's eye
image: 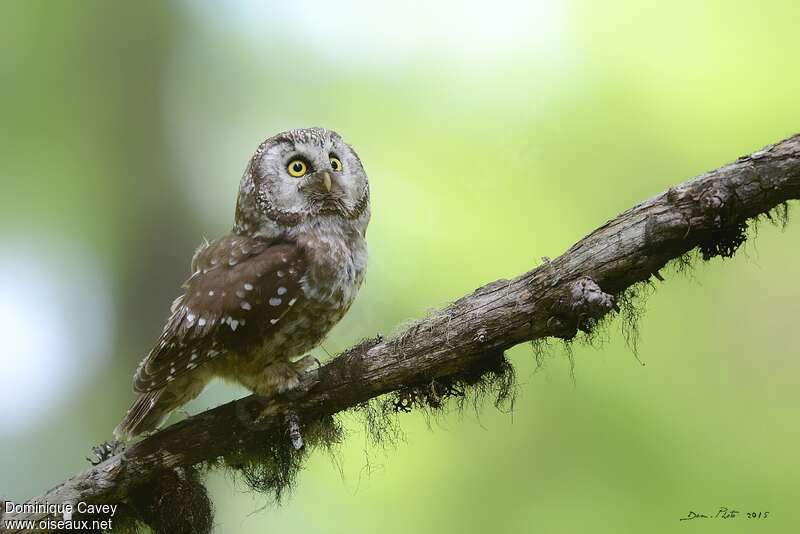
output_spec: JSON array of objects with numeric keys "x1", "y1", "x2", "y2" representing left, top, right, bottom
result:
[
  {"x1": 329, "y1": 156, "x2": 343, "y2": 172},
  {"x1": 287, "y1": 160, "x2": 308, "y2": 177}
]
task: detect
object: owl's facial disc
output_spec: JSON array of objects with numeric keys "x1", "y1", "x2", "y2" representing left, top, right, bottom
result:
[{"x1": 251, "y1": 128, "x2": 369, "y2": 225}]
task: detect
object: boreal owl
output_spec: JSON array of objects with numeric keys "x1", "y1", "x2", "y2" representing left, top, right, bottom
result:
[{"x1": 115, "y1": 127, "x2": 370, "y2": 440}]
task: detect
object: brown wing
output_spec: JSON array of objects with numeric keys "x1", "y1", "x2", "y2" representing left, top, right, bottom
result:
[{"x1": 133, "y1": 234, "x2": 306, "y2": 392}]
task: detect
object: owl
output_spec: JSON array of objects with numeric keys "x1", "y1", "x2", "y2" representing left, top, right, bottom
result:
[{"x1": 114, "y1": 127, "x2": 370, "y2": 440}]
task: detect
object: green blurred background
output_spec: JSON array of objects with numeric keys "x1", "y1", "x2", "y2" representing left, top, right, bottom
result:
[{"x1": 1, "y1": 1, "x2": 798, "y2": 532}]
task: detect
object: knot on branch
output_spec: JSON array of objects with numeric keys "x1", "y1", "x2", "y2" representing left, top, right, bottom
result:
[
  {"x1": 568, "y1": 277, "x2": 615, "y2": 317},
  {"x1": 548, "y1": 277, "x2": 615, "y2": 339},
  {"x1": 693, "y1": 183, "x2": 749, "y2": 260},
  {"x1": 699, "y1": 184, "x2": 736, "y2": 228}
]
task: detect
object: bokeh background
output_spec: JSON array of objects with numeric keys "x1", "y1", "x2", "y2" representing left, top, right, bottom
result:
[{"x1": 1, "y1": 1, "x2": 799, "y2": 532}]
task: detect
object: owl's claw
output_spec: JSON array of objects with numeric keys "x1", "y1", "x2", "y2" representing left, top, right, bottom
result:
[
  {"x1": 253, "y1": 355, "x2": 320, "y2": 399},
  {"x1": 87, "y1": 440, "x2": 125, "y2": 465},
  {"x1": 294, "y1": 354, "x2": 320, "y2": 372}
]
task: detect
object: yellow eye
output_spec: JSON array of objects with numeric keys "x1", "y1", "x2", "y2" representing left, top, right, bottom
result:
[
  {"x1": 330, "y1": 156, "x2": 343, "y2": 172},
  {"x1": 287, "y1": 160, "x2": 308, "y2": 177}
]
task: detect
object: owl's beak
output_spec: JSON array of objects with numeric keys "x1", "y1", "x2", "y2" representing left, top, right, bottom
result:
[{"x1": 302, "y1": 170, "x2": 334, "y2": 195}]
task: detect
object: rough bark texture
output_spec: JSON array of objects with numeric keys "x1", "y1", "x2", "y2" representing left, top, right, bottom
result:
[{"x1": 4, "y1": 134, "x2": 800, "y2": 533}]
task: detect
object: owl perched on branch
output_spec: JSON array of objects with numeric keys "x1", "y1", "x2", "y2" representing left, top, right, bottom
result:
[{"x1": 115, "y1": 127, "x2": 370, "y2": 440}]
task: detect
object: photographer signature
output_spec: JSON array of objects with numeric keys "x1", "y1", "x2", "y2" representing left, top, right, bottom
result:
[{"x1": 679, "y1": 508, "x2": 769, "y2": 521}]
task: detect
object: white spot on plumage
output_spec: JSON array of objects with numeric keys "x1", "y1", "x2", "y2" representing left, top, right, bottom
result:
[
  {"x1": 187, "y1": 362, "x2": 197, "y2": 370},
  {"x1": 288, "y1": 297, "x2": 297, "y2": 306},
  {"x1": 241, "y1": 301, "x2": 252, "y2": 310},
  {"x1": 270, "y1": 318, "x2": 279, "y2": 324},
  {"x1": 229, "y1": 258, "x2": 238, "y2": 266},
  {"x1": 190, "y1": 353, "x2": 198, "y2": 361},
  {"x1": 208, "y1": 290, "x2": 215, "y2": 296},
  {"x1": 166, "y1": 376, "x2": 175, "y2": 382},
  {"x1": 186, "y1": 313, "x2": 196, "y2": 324},
  {"x1": 244, "y1": 283, "x2": 253, "y2": 291},
  {"x1": 277, "y1": 286, "x2": 287, "y2": 296},
  {"x1": 170, "y1": 366, "x2": 176, "y2": 374},
  {"x1": 277, "y1": 270, "x2": 285, "y2": 277},
  {"x1": 269, "y1": 297, "x2": 282, "y2": 306},
  {"x1": 198, "y1": 318, "x2": 207, "y2": 327},
  {"x1": 229, "y1": 318, "x2": 239, "y2": 330}
]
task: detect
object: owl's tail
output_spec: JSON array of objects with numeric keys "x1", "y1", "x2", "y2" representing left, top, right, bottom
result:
[{"x1": 114, "y1": 389, "x2": 172, "y2": 441}]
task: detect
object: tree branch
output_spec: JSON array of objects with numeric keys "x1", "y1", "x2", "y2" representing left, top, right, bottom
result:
[{"x1": 5, "y1": 134, "x2": 800, "y2": 533}]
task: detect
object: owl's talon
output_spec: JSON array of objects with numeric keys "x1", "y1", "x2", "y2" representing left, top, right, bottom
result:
[
  {"x1": 256, "y1": 355, "x2": 319, "y2": 398},
  {"x1": 87, "y1": 440, "x2": 125, "y2": 465},
  {"x1": 293, "y1": 354, "x2": 320, "y2": 373}
]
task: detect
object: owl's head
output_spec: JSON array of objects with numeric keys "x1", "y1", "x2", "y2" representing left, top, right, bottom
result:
[{"x1": 235, "y1": 127, "x2": 370, "y2": 236}]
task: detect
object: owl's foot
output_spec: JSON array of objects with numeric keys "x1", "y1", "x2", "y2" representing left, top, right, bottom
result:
[
  {"x1": 279, "y1": 354, "x2": 320, "y2": 394},
  {"x1": 251, "y1": 357, "x2": 318, "y2": 441},
  {"x1": 253, "y1": 355, "x2": 319, "y2": 398},
  {"x1": 290, "y1": 353, "x2": 320, "y2": 375}
]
